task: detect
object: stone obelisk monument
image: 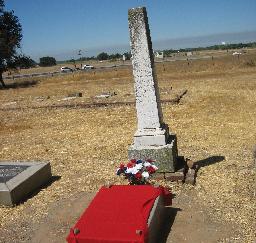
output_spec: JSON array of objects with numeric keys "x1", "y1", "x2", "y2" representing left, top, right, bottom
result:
[{"x1": 128, "y1": 7, "x2": 178, "y2": 172}]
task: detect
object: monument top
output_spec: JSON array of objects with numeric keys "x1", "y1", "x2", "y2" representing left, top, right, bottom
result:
[
  {"x1": 128, "y1": 6, "x2": 164, "y2": 133},
  {"x1": 128, "y1": 7, "x2": 178, "y2": 171}
]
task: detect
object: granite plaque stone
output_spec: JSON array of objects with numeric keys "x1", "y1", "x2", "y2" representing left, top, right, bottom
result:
[
  {"x1": 0, "y1": 161, "x2": 51, "y2": 206},
  {"x1": 0, "y1": 165, "x2": 29, "y2": 183}
]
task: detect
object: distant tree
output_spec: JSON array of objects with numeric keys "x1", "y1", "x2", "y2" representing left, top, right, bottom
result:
[
  {"x1": 87, "y1": 56, "x2": 96, "y2": 60},
  {"x1": 123, "y1": 52, "x2": 132, "y2": 60},
  {"x1": 0, "y1": 0, "x2": 22, "y2": 88},
  {"x1": 79, "y1": 56, "x2": 88, "y2": 62},
  {"x1": 109, "y1": 53, "x2": 122, "y2": 60},
  {"x1": 39, "y1": 56, "x2": 56, "y2": 67},
  {"x1": 97, "y1": 52, "x2": 109, "y2": 61},
  {"x1": 14, "y1": 54, "x2": 36, "y2": 69},
  {"x1": 0, "y1": 0, "x2": 3, "y2": 11}
]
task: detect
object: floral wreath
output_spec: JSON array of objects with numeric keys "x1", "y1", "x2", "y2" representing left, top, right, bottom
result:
[{"x1": 116, "y1": 159, "x2": 158, "y2": 185}]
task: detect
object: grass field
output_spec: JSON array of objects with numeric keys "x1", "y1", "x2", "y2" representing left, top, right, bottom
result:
[{"x1": 0, "y1": 50, "x2": 256, "y2": 242}]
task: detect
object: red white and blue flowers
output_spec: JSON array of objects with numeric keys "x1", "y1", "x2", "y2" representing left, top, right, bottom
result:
[{"x1": 116, "y1": 159, "x2": 158, "y2": 185}]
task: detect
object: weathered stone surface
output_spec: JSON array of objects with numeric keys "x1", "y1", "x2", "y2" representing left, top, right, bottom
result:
[
  {"x1": 185, "y1": 168, "x2": 196, "y2": 185},
  {"x1": 128, "y1": 7, "x2": 163, "y2": 134},
  {"x1": 129, "y1": 135, "x2": 178, "y2": 172},
  {"x1": 133, "y1": 123, "x2": 170, "y2": 147},
  {"x1": 0, "y1": 165, "x2": 29, "y2": 183},
  {"x1": 147, "y1": 195, "x2": 166, "y2": 243},
  {"x1": 128, "y1": 7, "x2": 178, "y2": 171},
  {"x1": 165, "y1": 171, "x2": 184, "y2": 182},
  {"x1": 0, "y1": 161, "x2": 52, "y2": 206}
]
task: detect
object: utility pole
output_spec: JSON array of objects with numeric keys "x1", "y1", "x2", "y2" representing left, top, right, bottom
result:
[{"x1": 78, "y1": 50, "x2": 82, "y2": 69}]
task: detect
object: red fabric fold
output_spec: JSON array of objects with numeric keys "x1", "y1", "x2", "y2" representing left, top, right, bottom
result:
[{"x1": 66, "y1": 185, "x2": 171, "y2": 243}]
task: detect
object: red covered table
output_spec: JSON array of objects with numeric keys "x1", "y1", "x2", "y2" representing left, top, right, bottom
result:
[{"x1": 67, "y1": 185, "x2": 171, "y2": 243}]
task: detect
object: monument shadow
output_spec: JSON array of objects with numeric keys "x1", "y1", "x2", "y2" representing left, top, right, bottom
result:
[{"x1": 195, "y1": 155, "x2": 225, "y2": 169}]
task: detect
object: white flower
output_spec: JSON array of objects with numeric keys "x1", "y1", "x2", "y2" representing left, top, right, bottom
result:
[
  {"x1": 144, "y1": 162, "x2": 152, "y2": 167},
  {"x1": 135, "y1": 163, "x2": 143, "y2": 170},
  {"x1": 151, "y1": 165, "x2": 158, "y2": 170},
  {"x1": 142, "y1": 171, "x2": 150, "y2": 179},
  {"x1": 126, "y1": 167, "x2": 139, "y2": 174}
]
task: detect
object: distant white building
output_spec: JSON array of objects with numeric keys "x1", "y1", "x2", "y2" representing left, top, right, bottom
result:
[
  {"x1": 232, "y1": 51, "x2": 242, "y2": 56},
  {"x1": 154, "y1": 51, "x2": 164, "y2": 59}
]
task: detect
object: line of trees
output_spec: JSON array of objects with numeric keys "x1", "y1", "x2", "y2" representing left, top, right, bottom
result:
[
  {"x1": 14, "y1": 55, "x2": 37, "y2": 69},
  {"x1": 65, "y1": 52, "x2": 131, "y2": 63},
  {"x1": 163, "y1": 42, "x2": 256, "y2": 56},
  {"x1": 97, "y1": 52, "x2": 125, "y2": 61},
  {"x1": 66, "y1": 41, "x2": 256, "y2": 63},
  {"x1": 1, "y1": 0, "x2": 255, "y2": 88},
  {"x1": 96, "y1": 52, "x2": 131, "y2": 61},
  {"x1": 0, "y1": 0, "x2": 58, "y2": 88},
  {"x1": 0, "y1": 0, "x2": 23, "y2": 87},
  {"x1": 39, "y1": 56, "x2": 56, "y2": 67}
]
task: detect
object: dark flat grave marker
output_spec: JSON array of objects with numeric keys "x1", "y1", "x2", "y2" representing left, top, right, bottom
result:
[
  {"x1": 0, "y1": 165, "x2": 29, "y2": 183},
  {"x1": 0, "y1": 161, "x2": 52, "y2": 206}
]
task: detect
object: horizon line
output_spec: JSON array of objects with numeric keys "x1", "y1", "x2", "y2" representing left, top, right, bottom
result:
[{"x1": 27, "y1": 30, "x2": 256, "y2": 61}]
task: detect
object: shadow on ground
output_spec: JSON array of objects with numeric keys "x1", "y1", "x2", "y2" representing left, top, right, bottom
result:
[
  {"x1": 157, "y1": 207, "x2": 181, "y2": 243},
  {"x1": 195, "y1": 155, "x2": 225, "y2": 168},
  {"x1": 17, "y1": 175, "x2": 61, "y2": 206},
  {"x1": 0, "y1": 80, "x2": 39, "y2": 89}
]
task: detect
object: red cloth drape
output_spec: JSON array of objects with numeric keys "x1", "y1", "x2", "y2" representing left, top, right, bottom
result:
[{"x1": 67, "y1": 185, "x2": 171, "y2": 243}]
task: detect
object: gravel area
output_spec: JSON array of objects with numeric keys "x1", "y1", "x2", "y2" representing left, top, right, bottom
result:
[{"x1": 0, "y1": 54, "x2": 255, "y2": 242}]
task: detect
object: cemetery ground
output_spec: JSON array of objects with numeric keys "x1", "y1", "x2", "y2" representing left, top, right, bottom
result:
[{"x1": 0, "y1": 51, "x2": 255, "y2": 242}]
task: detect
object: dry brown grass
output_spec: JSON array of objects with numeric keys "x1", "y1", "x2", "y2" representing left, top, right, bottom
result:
[{"x1": 0, "y1": 51, "x2": 256, "y2": 242}]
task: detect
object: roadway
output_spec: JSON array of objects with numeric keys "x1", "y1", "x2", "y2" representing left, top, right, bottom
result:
[{"x1": 3, "y1": 55, "x2": 214, "y2": 80}]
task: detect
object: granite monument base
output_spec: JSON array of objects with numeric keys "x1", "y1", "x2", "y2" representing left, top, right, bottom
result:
[
  {"x1": 128, "y1": 134, "x2": 178, "y2": 172},
  {"x1": 0, "y1": 161, "x2": 52, "y2": 206}
]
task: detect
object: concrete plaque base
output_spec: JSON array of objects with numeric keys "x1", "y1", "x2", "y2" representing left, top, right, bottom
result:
[
  {"x1": 128, "y1": 135, "x2": 178, "y2": 172},
  {"x1": 0, "y1": 161, "x2": 52, "y2": 206},
  {"x1": 134, "y1": 124, "x2": 170, "y2": 147},
  {"x1": 147, "y1": 195, "x2": 166, "y2": 243}
]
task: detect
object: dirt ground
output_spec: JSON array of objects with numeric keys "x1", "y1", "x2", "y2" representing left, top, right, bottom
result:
[
  {"x1": 0, "y1": 189, "x2": 237, "y2": 243},
  {"x1": 0, "y1": 51, "x2": 256, "y2": 242}
]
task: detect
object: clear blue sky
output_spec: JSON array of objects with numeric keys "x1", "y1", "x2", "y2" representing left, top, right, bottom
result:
[{"x1": 5, "y1": 0, "x2": 256, "y2": 61}]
